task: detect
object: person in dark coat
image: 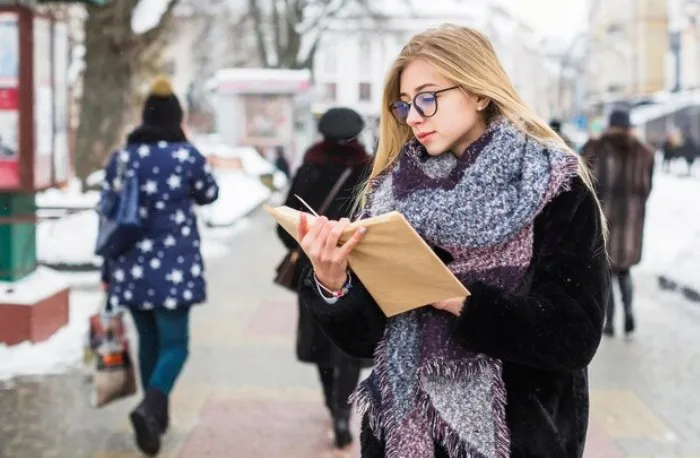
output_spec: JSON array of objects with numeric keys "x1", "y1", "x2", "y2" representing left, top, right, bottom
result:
[
  {"x1": 273, "y1": 145, "x2": 291, "y2": 178},
  {"x1": 680, "y1": 128, "x2": 698, "y2": 175},
  {"x1": 582, "y1": 109, "x2": 654, "y2": 337},
  {"x1": 276, "y1": 107, "x2": 371, "y2": 449},
  {"x1": 100, "y1": 76, "x2": 219, "y2": 456},
  {"x1": 549, "y1": 118, "x2": 576, "y2": 150},
  {"x1": 293, "y1": 25, "x2": 608, "y2": 458},
  {"x1": 661, "y1": 129, "x2": 682, "y2": 172}
]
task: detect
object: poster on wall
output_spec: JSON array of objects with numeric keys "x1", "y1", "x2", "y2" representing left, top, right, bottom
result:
[
  {"x1": 33, "y1": 16, "x2": 54, "y2": 188},
  {"x1": 53, "y1": 22, "x2": 70, "y2": 183},
  {"x1": 0, "y1": 12, "x2": 20, "y2": 190},
  {"x1": 242, "y1": 94, "x2": 292, "y2": 149}
]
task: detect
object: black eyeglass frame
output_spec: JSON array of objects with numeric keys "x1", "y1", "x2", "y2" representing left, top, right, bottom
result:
[{"x1": 390, "y1": 86, "x2": 460, "y2": 124}]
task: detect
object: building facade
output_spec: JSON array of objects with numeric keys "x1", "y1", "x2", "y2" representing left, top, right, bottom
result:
[
  {"x1": 586, "y1": 0, "x2": 669, "y2": 106},
  {"x1": 311, "y1": 0, "x2": 557, "y2": 142}
]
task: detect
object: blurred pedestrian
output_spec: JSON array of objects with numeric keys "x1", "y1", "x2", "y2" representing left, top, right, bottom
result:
[
  {"x1": 662, "y1": 128, "x2": 682, "y2": 172},
  {"x1": 100, "y1": 76, "x2": 219, "y2": 456},
  {"x1": 273, "y1": 145, "x2": 291, "y2": 178},
  {"x1": 582, "y1": 109, "x2": 654, "y2": 337},
  {"x1": 549, "y1": 118, "x2": 576, "y2": 150},
  {"x1": 276, "y1": 106, "x2": 371, "y2": 449},
  {"x1": 680, "y1": 127, "x2": 698, "y2": 175}
]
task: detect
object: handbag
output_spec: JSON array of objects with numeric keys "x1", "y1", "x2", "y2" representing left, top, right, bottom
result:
[
  {"x1": 95, "y1": 152, "x2": 144, "y2": 259},
  {"x1": 86, "y1": 297, "x2": 137, "y2": 408},
  {"x1": 274, "y1": 167, "x2": 354, "y2": 291}
]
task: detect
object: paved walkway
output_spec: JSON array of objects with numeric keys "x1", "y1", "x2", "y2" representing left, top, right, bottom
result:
[{"x1": 1, "y1": 206, "x2": 699, "y2": 458}]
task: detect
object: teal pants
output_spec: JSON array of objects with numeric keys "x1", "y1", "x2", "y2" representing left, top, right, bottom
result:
[{"x1": 130, "y1": 307, "x2": 190, "y2": 395}]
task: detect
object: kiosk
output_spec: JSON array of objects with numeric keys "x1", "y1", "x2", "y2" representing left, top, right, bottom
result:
[{"x1": 0, "y1": 5, "x2": 71, "y2": 345}]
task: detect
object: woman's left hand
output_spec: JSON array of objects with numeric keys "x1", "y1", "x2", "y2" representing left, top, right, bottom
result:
[{"x1": 432, "y1": 297, "x2": 467, "y2": 316}]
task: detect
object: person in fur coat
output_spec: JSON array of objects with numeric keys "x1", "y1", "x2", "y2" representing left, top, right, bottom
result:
[
  {"x1": 276, "y1": 107, "x2": 372, "y2": 449},
  {"x1": 582, "y1": 109, "x2": 655, "y2": 337},
  {"x1": 294, "y1": 24, "x2": 609, "y2": 458}
]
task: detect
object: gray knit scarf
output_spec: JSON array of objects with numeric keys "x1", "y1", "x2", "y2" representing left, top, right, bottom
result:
[{"x1": 351, "y1": 117, "x2": 578, "y2": 457}]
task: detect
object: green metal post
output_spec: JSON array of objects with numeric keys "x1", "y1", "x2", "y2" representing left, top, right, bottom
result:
[{"x1": 0, "y1": 193, "x2": 36, "y2": 282}]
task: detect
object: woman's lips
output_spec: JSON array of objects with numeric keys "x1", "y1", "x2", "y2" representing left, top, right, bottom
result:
[{"x1": 417, "y1": 132, "x2": 435, "y2": 142}]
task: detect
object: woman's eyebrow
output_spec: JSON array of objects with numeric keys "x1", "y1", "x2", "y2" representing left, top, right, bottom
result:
[{"x1": 399, "y1": 83, "x2": 439, "y2": 97}]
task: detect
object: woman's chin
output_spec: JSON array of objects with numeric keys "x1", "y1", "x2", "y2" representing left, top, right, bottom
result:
[{"x1": 423, "y1": 145, "x2": 449, "y2": 157}]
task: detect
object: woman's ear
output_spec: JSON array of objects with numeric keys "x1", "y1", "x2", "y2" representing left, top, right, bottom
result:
[{"x1": 476, "y1": 96, "x2": 490, "y2": 112}]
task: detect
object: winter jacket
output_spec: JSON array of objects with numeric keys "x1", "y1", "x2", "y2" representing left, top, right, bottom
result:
[
  {"x1": 582, "y1": 131, "x2": 654, "y2": 271},
  {"x1": 276, "y1": 139, "x2": 371, "y2": 366},
  {"x1": 100, "y1": 138, "x2": 219, "y2": 311},
  {"x1": 300, "y1": 177, "x2": 609, "y2": 457}
]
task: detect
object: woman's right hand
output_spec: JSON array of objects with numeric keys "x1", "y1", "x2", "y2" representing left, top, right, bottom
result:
[{"x1": 297, "y1": 213, "x2": 366, "y2": 291}]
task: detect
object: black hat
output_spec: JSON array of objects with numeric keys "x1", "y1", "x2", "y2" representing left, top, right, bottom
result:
[
  {"x1": 318, "y1": 107, "x2": 364, "y2": 141},
  {"x1": 142, "y1": 76, "x2": 183, "y2": 129},
  {"x1": 608, "y1": 109, "x2": 631, "y2": 129}
]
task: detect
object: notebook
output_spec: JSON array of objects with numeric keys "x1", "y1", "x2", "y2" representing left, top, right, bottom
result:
[{"x1": 265, "y1": 204, "x2": 469, "y2": 317}]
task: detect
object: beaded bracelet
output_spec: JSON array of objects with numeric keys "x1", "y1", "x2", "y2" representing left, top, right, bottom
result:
[{"x1": 314, "y1": 271, "x2": 352, "y2": 299}]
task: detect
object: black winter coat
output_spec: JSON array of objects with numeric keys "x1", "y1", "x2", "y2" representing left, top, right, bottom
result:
[
  {"x1": 300, "y1": 177, "x2": 609, "y2": 457},
  {"x1": 276, "y1": 140, "x2": 372, "y2": 366}
]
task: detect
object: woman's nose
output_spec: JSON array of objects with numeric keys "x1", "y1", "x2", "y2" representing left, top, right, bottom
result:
[{"x1": 406, "y1": 104, "x2": 424, "y2": 126}]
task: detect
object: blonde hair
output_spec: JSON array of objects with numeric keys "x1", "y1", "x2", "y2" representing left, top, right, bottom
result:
[{"x1": 362, "y1": 24, "x2": 606, "y2": 237}]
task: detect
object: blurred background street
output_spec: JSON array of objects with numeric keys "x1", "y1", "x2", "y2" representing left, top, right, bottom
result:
[{"x1": 2, "y1": 0, "x2": 700, "y2": 457}]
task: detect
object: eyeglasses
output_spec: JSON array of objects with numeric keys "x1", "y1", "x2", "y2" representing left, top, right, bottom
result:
[{"x1": 390, "y1": 86, "x2": 459, "y2": 124}]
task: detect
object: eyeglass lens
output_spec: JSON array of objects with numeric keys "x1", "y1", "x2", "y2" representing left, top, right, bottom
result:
[{"x1": 391, "y1": 92, "x2": 438, "y2": 123}]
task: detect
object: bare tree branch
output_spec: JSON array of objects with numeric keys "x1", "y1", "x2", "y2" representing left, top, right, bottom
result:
[
  {"x1": 240, "y1": 0, "x2": 391, "y2": 70},
  {"x1": 272, "y1": 0, "x2": 284, "y2": 67},
  {"x1": 137, "y1": 0, "x2": 181, "y2": 49},
  {"x1": 248, "y1": 0, "x2": 271, "y2": 67}
]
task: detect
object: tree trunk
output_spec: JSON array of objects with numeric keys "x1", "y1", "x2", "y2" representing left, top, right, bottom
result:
[
  {"x1": 74, "y1": 1, "x2": 180, "y2": 187},
  {"x1": 74, "y1": 7, "x2": 139, "y2": 186}
]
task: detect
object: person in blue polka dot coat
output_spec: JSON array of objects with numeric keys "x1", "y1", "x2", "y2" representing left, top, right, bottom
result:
[{"x1": 99, "y1": 76, "x2": 218, "y2": 456}]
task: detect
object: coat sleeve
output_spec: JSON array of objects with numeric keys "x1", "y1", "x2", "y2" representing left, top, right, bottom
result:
[
  {"x1": 188, "y1": 146, "x2": 219, "y2": 205},
  {"x1": 453, "y1": 178, "x2": 609, "y2": 372},
  {"x1": 299, "y1": 269, "x2": 387, "y2": 359}
]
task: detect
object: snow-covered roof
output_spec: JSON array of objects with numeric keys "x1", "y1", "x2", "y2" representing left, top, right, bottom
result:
[
  {"x1": 210, "y1": 68, "x2": 312, "y2": 94},
  {"x1": 631, "y1": 89, "x2": 700, "y2": 125}
]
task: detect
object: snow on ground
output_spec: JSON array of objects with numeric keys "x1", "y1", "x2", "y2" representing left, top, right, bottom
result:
[
  {"x1": 0, "y1": 283, "x2": 102, "y2": 382},
  {"x1": 36, "y1": 180, "x2": 99, "y2": 209},
  {"x1": 197, "y1": 170, "x2": 271, "y2": 227},
  {"x1": 36, "y1": 168, "x2": 274, "y2": 268},
  {"x1": 639, "y1": 169, "x2": 700, "y2": 291}
]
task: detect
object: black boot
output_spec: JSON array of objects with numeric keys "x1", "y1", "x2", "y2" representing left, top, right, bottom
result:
[
  {"x1": 159, "y1": 397, "x2": 169, "y2": 434},
  {"x1": 317, "y1": 365, "x2": 335, "y2": 418},
  {"x1": 333, "y1": 412, "x2": 353, "y2": 449},
  {"x1": 330, "y1": 361, "x2": 360, "y2": 449},
  {"x1": 619, "y1": 272, "x2": 635, "y2": 335},
  {"x1": 129, "y1": 388, "x2": 167, "y2": 456}
]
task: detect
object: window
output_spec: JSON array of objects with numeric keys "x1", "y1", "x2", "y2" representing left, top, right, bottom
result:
[{"x1": 359, "y1": 82, "x2": 372, "y2": 101}]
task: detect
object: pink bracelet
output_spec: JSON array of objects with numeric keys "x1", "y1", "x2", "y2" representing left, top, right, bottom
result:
[{"x1": 314, "y1": 271, "x2": 352, "y2": 299}]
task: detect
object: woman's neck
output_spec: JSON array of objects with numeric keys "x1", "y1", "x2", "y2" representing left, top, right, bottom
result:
[{"x1": 452, "y1": 120, "x2": 488, "y2": 157}]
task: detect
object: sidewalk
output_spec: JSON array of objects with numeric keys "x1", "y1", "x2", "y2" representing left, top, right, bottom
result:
[{"x1": 1, "y1": 208, "x2": 699, "y2": 457}]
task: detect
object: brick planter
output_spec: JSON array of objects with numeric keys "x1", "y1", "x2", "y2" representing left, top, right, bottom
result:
[{"x1": 0, "y1": 268, "x2": 70, "y2": 345}]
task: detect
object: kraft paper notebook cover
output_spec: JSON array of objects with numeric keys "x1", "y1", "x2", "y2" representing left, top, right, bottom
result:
[{"x1": 264, "y1": 205, "x2": 469, "y2": 317}]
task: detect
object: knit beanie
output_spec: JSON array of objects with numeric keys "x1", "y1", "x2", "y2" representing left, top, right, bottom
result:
[{"x1": 141, "y1": 76, "x2": 183, "y2": 129}]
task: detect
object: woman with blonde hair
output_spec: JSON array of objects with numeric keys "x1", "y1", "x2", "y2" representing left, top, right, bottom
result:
[{"x1": 296, "y1": 24, "x2": 609, "y2": 457}]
